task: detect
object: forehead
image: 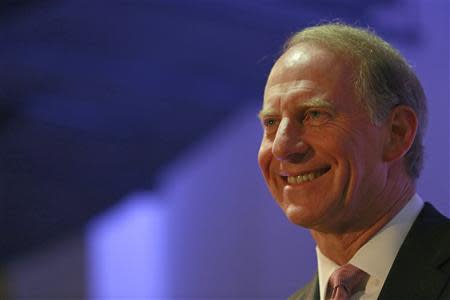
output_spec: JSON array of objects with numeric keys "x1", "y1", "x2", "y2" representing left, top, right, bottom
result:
[
  {"x1": 263, "y1": 43, "x2": 356, "y2": 107},
  {"x1": 265, "y1": 80, "x2": 316, "y2": 99},
  {"x1": 266, "y1": 44, "x2": 338, "y2": 86}
]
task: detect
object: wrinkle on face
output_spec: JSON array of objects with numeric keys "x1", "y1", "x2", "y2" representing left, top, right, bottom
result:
[
  {"x1": 258, "y1": 42, "x2": 390, "y2": 233},
  {"x1": 260, "y1": 80, "x2": 335, "y2": 123},
  {"x1": 264, "y1": 80, "x2": 317, "y2": 100}
]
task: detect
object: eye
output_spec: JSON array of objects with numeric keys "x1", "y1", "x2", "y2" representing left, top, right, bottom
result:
[
  {"x1": 263, "y1": 118, "x2": 277, "y2": 127},
  {"x1": 307, "y1": 110, "x2": 322, "y2": 119},
  {"x1": 262, "y1": 117, "x2": 279, "y2": 135},
  {"x1": 303, "y1": 109, "x2": 331, "y2": 125}
]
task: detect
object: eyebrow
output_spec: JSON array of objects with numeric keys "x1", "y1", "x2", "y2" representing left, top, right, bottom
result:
[
  {"x1": 258, "y1": 97, "x2": 334, "y2": 120},
  {"x1": 257, "y1": 108, "x2": 276, "y2": 120},
  {"x1": 301, "y1": 97, "x2": 334, "y2": 108}
]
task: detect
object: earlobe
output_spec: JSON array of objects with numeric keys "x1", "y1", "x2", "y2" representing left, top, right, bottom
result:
[{"x1": 383, "y1": 105, "x2": 418, "y2": 162}]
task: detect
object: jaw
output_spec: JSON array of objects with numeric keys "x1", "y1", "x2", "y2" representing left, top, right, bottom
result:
[{"x1": 276, "y1": 166, "x2": 349, "y2": 229}]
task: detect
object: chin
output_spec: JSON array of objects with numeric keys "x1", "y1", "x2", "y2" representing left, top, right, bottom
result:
[{"x1": 284, "y1": 205, "x2": 315, "y2": 228}]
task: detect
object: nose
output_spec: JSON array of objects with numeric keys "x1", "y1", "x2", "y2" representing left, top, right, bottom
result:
[{"x1": 272, "y1": 118, "x2": 310, "y2": 162}]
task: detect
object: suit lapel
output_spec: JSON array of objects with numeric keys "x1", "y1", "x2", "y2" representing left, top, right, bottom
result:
[{"x1": 378, "y1": 203, "x2": 450, "y2": 300}]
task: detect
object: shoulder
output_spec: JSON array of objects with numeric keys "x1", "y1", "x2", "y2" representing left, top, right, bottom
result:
[
  {"x1": 396, "y1": 202, "x2": 450, "y2": 268},
  {"x1": 287, "y1": 274, "x2": 319, "y2": 300},
  {"x1": 409, "y1": 202, "x2": 450, "y2": 244},
  {"x1": 378, "y1": 202, "x2": 450, "y2": 299}
]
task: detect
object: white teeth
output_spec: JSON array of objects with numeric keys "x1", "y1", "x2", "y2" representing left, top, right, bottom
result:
[
  {"x1": 287, "y1": 176, "x2": 296, "y2": 184},
  {"x1": 287, "y1": 170, "x2": 325, "y2": 185}
]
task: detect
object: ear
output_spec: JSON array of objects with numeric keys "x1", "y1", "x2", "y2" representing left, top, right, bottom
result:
[{"x1": 383, "y1": 105, "x2": 418, "y2": 162}]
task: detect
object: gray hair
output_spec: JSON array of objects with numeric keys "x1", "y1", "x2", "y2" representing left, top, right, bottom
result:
[{"x1": 284, "y1": 23, "x2": 427, "y2": 179}]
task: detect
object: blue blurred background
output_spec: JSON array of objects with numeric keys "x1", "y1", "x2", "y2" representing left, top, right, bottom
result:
[{"x1": 1, "y1": 0, "x2": 448, "y2": 299}]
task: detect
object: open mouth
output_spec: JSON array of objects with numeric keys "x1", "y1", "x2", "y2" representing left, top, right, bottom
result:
[{"x1": 283, "y1": 166, "x2": 331, "y2": 185}]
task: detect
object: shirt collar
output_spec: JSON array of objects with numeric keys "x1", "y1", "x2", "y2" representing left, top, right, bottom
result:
[{"x1": 316, "y1": 194, "x2": 424, "y2": 300}]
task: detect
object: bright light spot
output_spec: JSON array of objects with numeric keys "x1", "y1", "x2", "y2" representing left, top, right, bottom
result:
[{"x1": 86, "y1": 191, "x2": 167, "y2": 299}]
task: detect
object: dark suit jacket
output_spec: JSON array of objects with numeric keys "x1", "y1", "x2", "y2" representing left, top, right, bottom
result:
[{"x1": 288, "y1": 203, "x2": 450, "y2": 300}]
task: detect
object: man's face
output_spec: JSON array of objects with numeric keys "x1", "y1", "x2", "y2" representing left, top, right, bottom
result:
[{"x1": 258, "y1": 43, "x2": 389, "y2": 232}]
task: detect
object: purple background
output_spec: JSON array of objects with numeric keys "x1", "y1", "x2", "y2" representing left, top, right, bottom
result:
[{"x1": 2, "y1": 0, "x2": 449, "y2": 299}]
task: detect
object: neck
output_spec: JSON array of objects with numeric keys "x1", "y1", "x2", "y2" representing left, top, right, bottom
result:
[{"x1": 311, "y1": 181, "x2": 415, "y2": 265}]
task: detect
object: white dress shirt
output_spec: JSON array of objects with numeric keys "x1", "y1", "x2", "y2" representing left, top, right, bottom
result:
[{"x1": 316, "y1": 194, "x2": 424, "y2": 300}]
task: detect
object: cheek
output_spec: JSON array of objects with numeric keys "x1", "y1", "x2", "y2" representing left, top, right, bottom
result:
[{"x1": 258, "y1": 141, "x2": 272, "y2": 175}]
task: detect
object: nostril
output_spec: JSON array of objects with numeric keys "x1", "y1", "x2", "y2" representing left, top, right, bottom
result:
[
  {"x1": 286, "y1": 152, "x2": 309, "y2": 163},
  {"x1": 273, "y1": 142, "x2": 309, "y2": 161}
]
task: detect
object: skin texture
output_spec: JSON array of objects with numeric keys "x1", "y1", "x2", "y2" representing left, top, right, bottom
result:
[{"x1": 258, "y1": 43, "x2": 418, "y2": 264}]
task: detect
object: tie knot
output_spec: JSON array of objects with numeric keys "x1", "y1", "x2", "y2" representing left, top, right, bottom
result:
[{"x1": 327, "y1": 264, "x2": 368, "y2": 300}]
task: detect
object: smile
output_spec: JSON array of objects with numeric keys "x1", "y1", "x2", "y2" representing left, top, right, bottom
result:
[{"x1": 285, "y1": 167, "x2": 330, "y2": 185}]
